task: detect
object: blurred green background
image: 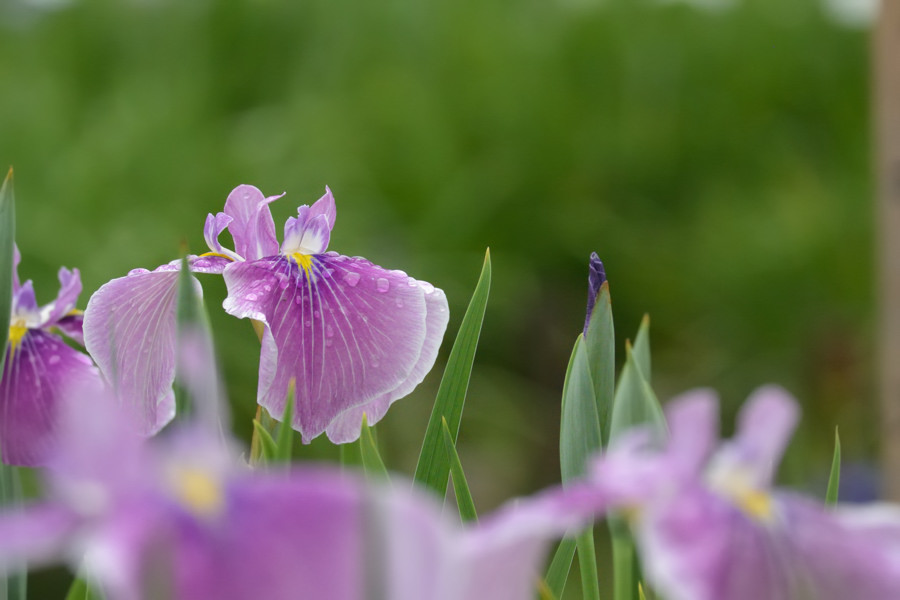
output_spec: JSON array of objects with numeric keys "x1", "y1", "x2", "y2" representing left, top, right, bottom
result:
[{"x1": 0, "y1": 0, "x2": 877, "y2": 589}]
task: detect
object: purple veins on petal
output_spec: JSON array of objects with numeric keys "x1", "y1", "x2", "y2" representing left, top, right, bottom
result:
[
  {"x1": 0, "y1": 330, "x2": 98, "y2": 466},
  {"x1": 326, "y1": 280, "x2": 449, "y2": 443},
  {"x1": 222, "y1": 254, "x2": 433, "y2": 443}
]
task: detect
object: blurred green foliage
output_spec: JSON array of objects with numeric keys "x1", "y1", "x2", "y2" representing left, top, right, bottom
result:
[{"x1": 0, "y1": 0, "x2": 873, "y2": 510}]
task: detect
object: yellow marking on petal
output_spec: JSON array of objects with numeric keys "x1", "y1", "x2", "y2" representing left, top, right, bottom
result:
[
  {"x1": 8, "y1": 319, "x2": 27, "y2": 359},
  {"x1": 198, "y1": 251, "x2": 235, "y2": 262},
  {"x1": 291, "y1": 252, "x2": 313, "y2": 275},
  {"x1": 66, "y1": 308, "x2": 84, "y2": 316},
  {"x1": 169, "y1": 466, "x2": 224, "y2": 517},
  {"x1": 736, "y1": 489, "x2": 773, "y2": 521}
]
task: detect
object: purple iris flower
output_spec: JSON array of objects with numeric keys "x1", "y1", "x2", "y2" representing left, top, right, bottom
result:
[
  {"x1": 0, "y1": 381, "x2": 600, "y2": 600},
  {"x1": 83, "y1": 185, "x2": 449, "y2": 443},
  {"x1": 0, "y1": 246, "x2": 99, "y2": 466},
  {"x1": 591, "y1": 386, "x2": 900, "y2": 600}
]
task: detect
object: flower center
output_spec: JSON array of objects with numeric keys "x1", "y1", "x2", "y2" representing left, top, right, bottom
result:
[
  {"x1": 291, "y1": 252, "x2": 314, "y2": 275},
  {"x1": 8, "y1": 319, "x2": 27, "y2": 356},
  {"x1": 168, "y1": 466, "x2": 224, "y2": 517},
  {"x1": 708, "y1": 467, "x2": 774, "y2": 522}
]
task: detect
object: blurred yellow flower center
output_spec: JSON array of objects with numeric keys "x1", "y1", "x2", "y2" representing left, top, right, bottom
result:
[
  {"x1": 169, "y1": 466, "x2": 223, "y2": 517},
  {"x1": 291, "y1": 252, "x2": 313, "y2": 275},
  {"x1": 8, "y1": 319, "x2": 27, "y2": 356}
]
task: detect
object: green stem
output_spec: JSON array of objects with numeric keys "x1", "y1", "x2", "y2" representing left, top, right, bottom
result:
[{"x1": 612, "y1": 529, "x2": 634, "y2": 600}]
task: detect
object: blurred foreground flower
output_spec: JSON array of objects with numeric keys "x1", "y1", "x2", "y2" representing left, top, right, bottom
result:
[
  {"x1": 0, "y1": 246, "x2": 98, "y2": 465},
  {"x1": 83, "y1": 185, "x2": 448, "y2": 443},
  {"x1": 0, "y1": 385, "x2": 598, "y2": 600},
  {"x1": 591, "y1": 387, "x2": 900, "y2": 600}
]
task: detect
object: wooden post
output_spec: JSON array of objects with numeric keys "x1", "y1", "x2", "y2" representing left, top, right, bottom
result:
[{"x1": 876, "y1": 0, "x2": 900, "y2": 501}]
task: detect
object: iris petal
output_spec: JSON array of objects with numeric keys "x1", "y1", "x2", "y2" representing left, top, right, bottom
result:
[
  {"x1": 223, "y1": 185, "x2": 283, "y2": 261},
  {"x1": 0, "y1": 330, "x2": 99, "y2": 466},
  {"x1": 222, "y1": 254, "x2": 431, "y2": 443},
  {"x1": 326, "y1": 281, "x2": 448, "y2": 443}
]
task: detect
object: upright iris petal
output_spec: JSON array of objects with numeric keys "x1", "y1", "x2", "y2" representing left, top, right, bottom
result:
[
  {"x1": 590, "y1": 387, "x2": 900, "y2": 599},
  {"x1": 83, "y1": 185, "x2": 448, "y2": 444},
  {"x1": 0, "y1": 250, "x2": 100, "y2": 466}
]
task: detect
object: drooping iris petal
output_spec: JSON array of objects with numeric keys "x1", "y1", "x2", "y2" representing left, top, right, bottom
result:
[
  {"x1": 223, "y1": 185, "x2": 283, "y2": 261},
  {"x1": 664, "y1": 388, "x2": 719, "y2": 474},
  {"x1": 727, "y1": 386, "x2": 799, "y2": 487},
  {"x1": 0, "y1": 330, "x2": 99, "y2": 466},
  {"x1": 326, "y1": 281, "x2": 449, "y2": 443},
  {"x1": 44, "y1": 267, "x2": 82, "y2": 326},
  {"x1": 203, "y1": 212, "x2": 237, "y2": 259},
  {"x1": 53, "y1": 313, "x2": 85, "y2": 346},
  {"x1": 222, "y1": 254, "x2": 429, "y2": 442},
  {"x1": 12, "y1": 280, "x2": 38, "y2": 315},
  {"x1": 83, "y1": 259, "x2": 220, "y2": 436}
]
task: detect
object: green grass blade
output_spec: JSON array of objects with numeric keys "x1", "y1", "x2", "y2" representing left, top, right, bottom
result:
[
  {"x1": 611, "y1": 524, "x2": 635, "y2": 600},
  {"x1": 0, "y1": 169, "x2": 15, "y2": 378},
  {"x1": 414, "y1": 249, "x2": 491, "y2": 498},
  {"x1": 560, "y1": 335, "x2": 603, "y2": 481},
  {"x1": 440, "y1": 417, "x2": 477, "y2": 522},
  {"x1": 576, "y1": 529, "x2": 601, "y2": 600},
  {"x1": 826, "y1": 426, "x2": 841, "y2": 506},
  {"x1": 584, "y1": 279, "x2": 615, "y2": 444},
  {"x1": 274, "y1": 383, "x2": 296, "y2": 463},
  {"x1": 608, "y1": 342, "x2": 666, "y2": 448},
  {"x1": 631, "y1": 314, "x2": 651, "y2": 383},
  {"x1": 544, "y1": 538, "x2": 576, "y2": 599},
  {"x1": 251, "y1": 420, "x2": 277, "y2": 465},
  {"x1": 359, "y1": 414, "x2": 389, "y2": 480},
  {"x1": 64, "y1": 575, "x2": 103, "y2": 600}
]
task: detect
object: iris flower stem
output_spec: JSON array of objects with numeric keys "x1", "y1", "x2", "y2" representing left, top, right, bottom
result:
[
  {"x1": 248, "y1": 319, "x2": 268, "y2": 465},
  {"x1": 611, "y1": 527, "x2": 634, "y2": 600}
]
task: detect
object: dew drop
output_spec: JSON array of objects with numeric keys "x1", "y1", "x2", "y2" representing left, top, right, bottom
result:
[
  {"x1": 343, "y1": 271, "x2": 360, "y2": 287},
  {"x1": 48, "y1": 355, "x2": 60, "y2": 365},
  {"x1": 314, "y1": 310, "x2": 320, "y2": 318},
  {"x1": 263, "y1": 284, "x2": 272, "y2": 292},
  {"x1": 371, "y1": 360, "x2": 380, "y2": 368},
  {"x1": 376, "y1": 278, "x2": 390, "y2": 293},
  {"x1": 246, "y1": 293, "x2": 258, "y2": 301},
  {"x1": 395, "y1": 299, "x2": 404, "y2": 308},
  {"x1": 325, "y1": 325, "x2": 334, "y2": 338},
  {"x1": 419, "y1": 282, "x2": 435, "y2": 294},
  {"x1": 325, "y1": 338, "x2": 333, "y2": 347},
  {"x1": 305, "y1": 320, "x2": 312, "y2": 327},
  {"x1": 295, "y1": 296, "x2": 303, "y2": 305}
]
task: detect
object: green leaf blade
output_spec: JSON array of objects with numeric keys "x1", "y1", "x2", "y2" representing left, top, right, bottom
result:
[
  {"x1": 560, "y1": 335, "x2": 603, "y2": 482},
  {"x1": 826, "y1": 426, "x2": 841, "y2": 506},
  {"x1": 0, "y1": 169, "x2": 15, "y2": 379},
  {"x1": 544, "y1": 538, "x2": 576, "y2": 599},
  {"x1": 359, "y1": 414, "x2": 389, "y2": 481},
  {"x1": 440, "y1": 417, "x2": 477, "y2": 523},
  {"x1": 584, "y1": 279, "x2": 615, "y2": 444},
  {"x1": 414, "y1": 249, "x2": 491, "y2": 498}
]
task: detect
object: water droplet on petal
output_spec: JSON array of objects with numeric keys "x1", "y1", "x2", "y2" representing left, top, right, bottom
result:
[
  {"x1": 343, "y1": 271, "x2": 360, "y2": 287},
  {"x1": 325, "y1": 338, "x2": 333, "y2": 347},
  {"x1": 48, "y1": 355, "x2": 60, "y2": 365},
  {"x1": 419, "y1": 282, "x2": 435, "y2": 294},
  {"x1": 325, "y1": 325, "x2": 334, "y2": 338},
  {"x1": 407, "y1": 278, "x2": 418, "y2": 287},
  {"x1": 371, "y1": 360, "x2": 380, "y2": 368},
  {"x1": 395, "y1": 299, "x2": 404, "y2": 308},
  {"x1": 313, "y1": 310, "x2": 320, "y2": 318},
  {"x1": 246, "y1": 293, "x2": 258, "y2": 301},
  {"x1": 263, "y1": 284, "x2": 272, "y2": 292},
  {"x1": 376, "y1": 278, "x2": 390, "y2": 293},
  {"x1": 304, "y1": 320, "x2": 311, "y2": 327}
]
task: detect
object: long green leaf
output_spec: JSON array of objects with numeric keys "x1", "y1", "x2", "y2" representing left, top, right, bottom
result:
[
  {"x1": 544, "y1": 538, "x2": 576, "y2": 599},
  {"x1": 251, "y1": 420, "x2": 277, "y2": 464},
  {"x1": 0, "y1": 168, "x2": 14, "y2": 374},
  {"x1": 274, "y1": 383, "x2": 296, "y2": 463},
  {"x1": 560, "y1": 335, "x2": 602, "y2": 481},
  {"x1": 630, "y1": 314, "x2": 651, "y2": 383},
  {"x1": 440, "y1": 417, "x2": 477, "y2": 522},
  {"x1": 64, "y1": 575, "x2": 104, "y2": 600},
  {"x1": 608, "y1": 343, "x2": 666, "y2": 447},
  {"x1": 359, "y1": 414, "x2": 389, "y2": 480},
  {"x1": 826, "y1": 426, "x2": 841, "y2": 506},
  {"x1": 0, "y1": 170, "x2": 24, "y2": 600},
  {"x1": 414, "y1": 249, "x2": 491, "y2": 498},
  {"x1": 584, "y1": 279, "x2": 615, "y2": 443}
]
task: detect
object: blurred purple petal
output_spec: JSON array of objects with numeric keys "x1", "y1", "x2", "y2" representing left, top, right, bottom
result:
[
  {"x1": 223, "y1": 184, "x2": 283, "y2": 261},
  {"x1": 44, "y1": 267, "x2": 82, "y2": 326},
  {"x1": 665, "y1": 388, "x2": 719, "y2": 474},
  {"x1": 222, "y1": 254, "x2": 429, "y2": 442},
  {"x1": 0, "y1": 330, "x2": 100, "y2": 466},
  {"x1": 728, "y1": 385, "x2": 799, "y2": 487},
  {"x1": 0, "y1": 505, "x2": 79, "y2": 573},
  {"x1": 326, "y1": 282, "x2": 449, "y2": 443}
]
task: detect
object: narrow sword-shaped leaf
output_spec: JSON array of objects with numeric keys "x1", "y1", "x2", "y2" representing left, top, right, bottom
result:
[
  {"x1": 414, "y1": 249, "x2": 491, "y2": 498},
  {"x1": 359, "y1": 414, "x2": 389, "y2": 481},
  {"x1": 544, "y1": 538, "x2": 576, "y2": 599},
  {"x1": 250, "y1": 420, "x2": 277, "y2": 465},
  {"x1": 64, "y1": 575, "x2": 104, "y2": 600},
  {"x1": 0, "y1": 169, "x2": 24, "y2": 600},
  {"x1": 440, "y1": 417, "x2": 477, "y2": 523},
  {"x1": 584, "y1": 278, "x2": 615, "y2": 443},
  {"x1": 274, "y1": 382, "x2": 296, "y2": 463},
  {"x1": 826, "y1": 426, "x2": 841, "y2": 506},
  {"x1": 631, "y1": 314, "x2": 651, "y2": 383},
  {"x1": 559, "y1": 334, "x2": 602, "y2": 600}
]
